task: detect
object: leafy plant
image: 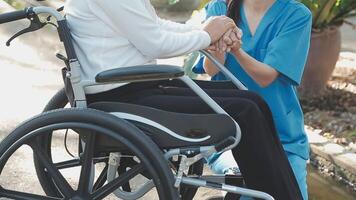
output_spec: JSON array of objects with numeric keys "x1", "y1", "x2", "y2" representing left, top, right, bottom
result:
[
  {"x1": 194, "y1": 0, "x2": 356, "y2": 30},
  {"x1": 167, "y1": 0, "x2": 180, "y2": 5},
  {"x1": 198, "y1": 0, "x2": 212, "y2": 9},
  {"x1": 300, "y1": 0, "x2": 356, "y2": 30},
  {"x1": 3, "y1": 0, "x2": 26, "y2": 9}
]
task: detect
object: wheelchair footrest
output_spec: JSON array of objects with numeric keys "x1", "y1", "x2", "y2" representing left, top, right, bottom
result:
[
  {"x1": 183, "y1": 174, "x2": 244, "y2": 186},
  {"x1": 180, "y1": 176, "x2": 275, "y2": 200},
  {"x1": 215, "y1": 136, "x2": 236, "y2": 152}
]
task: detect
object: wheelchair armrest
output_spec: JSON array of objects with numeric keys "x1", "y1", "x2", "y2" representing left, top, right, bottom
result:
[
  {"x1": 95, "y1": 65, "x2": 185, "y2": 83},
  {"x1": 199, "y1": 50, "x2": 247, "y2": 90}
]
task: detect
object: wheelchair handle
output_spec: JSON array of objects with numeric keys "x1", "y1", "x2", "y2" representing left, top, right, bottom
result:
[
  {"x1": 0, "y1": 7, "x2": 64, "y2": 24},
  {"x1": 0, "y1": 8, "x2": 31, "y2": 24},
  {"x1": 199, "y1": 50, "x2": 248, "y2": 91}
]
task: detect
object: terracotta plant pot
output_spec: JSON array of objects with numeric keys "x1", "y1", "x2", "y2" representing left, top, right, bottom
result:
[{"x1": 299, "y1": 26, "x2": 341, "y2": 98}]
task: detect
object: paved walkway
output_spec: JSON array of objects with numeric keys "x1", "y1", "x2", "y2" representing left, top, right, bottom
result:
[
  {"x1": 307, "y1": 126, "x2": 356, "y2": 189},
  {"x1": 341, "y1": 17, "x2": 356, "y2": 52},
  {"x1": 0, "y1": 1, "x2": 67, "y2": 129},
  {"x1": 0, "y1": 1, "x2": 355, "y2": 199}
]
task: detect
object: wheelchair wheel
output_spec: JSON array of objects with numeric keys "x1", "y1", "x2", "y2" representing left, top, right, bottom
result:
[
  {"x1": 0, "y1": 108, "x2": 179, "y2": 199},
  {"x1": 35, "y1": 88, "x2": 204, "y2": 199}
]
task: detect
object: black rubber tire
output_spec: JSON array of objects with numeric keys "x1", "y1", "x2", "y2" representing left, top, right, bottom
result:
[
  {"x1": 43, "y1": 88, "x2": 68, "y2": 111},
  {"x1": 34, "y1": 88, "x2": 69, "y2": 197},
  {"x1": 0, "y1": 108, "x2": 179, "y2": 200}
]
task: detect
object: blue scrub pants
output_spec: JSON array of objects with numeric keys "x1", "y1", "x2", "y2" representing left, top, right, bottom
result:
[{"x1": 209, "y1": 151, "x2": 308, "y2": 200}]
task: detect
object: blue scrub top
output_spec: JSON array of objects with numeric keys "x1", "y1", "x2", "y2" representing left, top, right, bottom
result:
[{"x1": 194, "y1": 0, "x2": 312, "y2": 159}]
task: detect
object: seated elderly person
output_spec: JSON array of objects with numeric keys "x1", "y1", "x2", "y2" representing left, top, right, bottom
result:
[{"x1": 65, "y1": 0, "x2": 303, "y2": 199}]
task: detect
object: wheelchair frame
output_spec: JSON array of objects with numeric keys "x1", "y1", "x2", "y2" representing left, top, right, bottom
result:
[{"x1": 0, "y1": 6, "x2": 275, "y2": 200}]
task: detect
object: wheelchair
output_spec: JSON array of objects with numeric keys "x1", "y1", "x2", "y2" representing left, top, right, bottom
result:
[{"x1": 0, "y1": 6, "x2": 275, "y2": 200}]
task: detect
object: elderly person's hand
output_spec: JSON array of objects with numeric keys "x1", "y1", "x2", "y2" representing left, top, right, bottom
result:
[{"x1": 202, "y1": 16, "x2": 236, "y2": 44}]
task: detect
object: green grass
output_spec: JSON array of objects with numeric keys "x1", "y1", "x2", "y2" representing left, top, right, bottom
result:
[
  {"x1": 347, "y1": 130, "x2": 356, "y2": 139},
  {"x1": 2, "y1": 0, "x2": 26, "y2": 10}
]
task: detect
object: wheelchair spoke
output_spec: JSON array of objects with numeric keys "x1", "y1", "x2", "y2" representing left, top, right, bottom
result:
[
  {"x1": 91, "y1": 164, "x2": 144, "y2": 200},
  {"x1": 77, "y1": 133, "x2": 96, "y2": 195},
  {"x1": 0, "y1": 187, "x2": 61, "y2": 200},
  {"x1": 92, "y1": 164, "x2": 108, "y2": 192},
  {"x1": 31, "y1": 142, "x2": 75, "y2": 198},
  {"x1": 118, "y1": 164, "x2": 131, "y2": 192},
  {"x1": 54, "y1": 158, "x2": 81, "y2": 170},
  {"x1": 120, "y1": 157, "x2": 151, "y2": 179}
]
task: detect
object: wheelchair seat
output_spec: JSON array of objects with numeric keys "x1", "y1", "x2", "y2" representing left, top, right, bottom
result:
[{"x1": 89, "y1": 101, "x2": 236, "y2": 148}]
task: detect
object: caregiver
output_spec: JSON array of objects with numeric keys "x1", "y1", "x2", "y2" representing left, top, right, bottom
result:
[{"x1": 195, "y1": 0, "x2": 312, "y2": 199}]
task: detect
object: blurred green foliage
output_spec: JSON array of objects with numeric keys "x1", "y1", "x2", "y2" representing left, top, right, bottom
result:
[
  {"x1": 196, "y1": 0, "x2": 356, "y2": 30},
  {"x1": 167, "y1": 0, "x2": 180, "y2": 5},
  {"x1": 2, "y1": 0, "x2": 25, "y2": 9},
  {"x1": 183, "y1": 51, "x2": 200, "y2": 79},
  {"x1": 198, "y1": 0, "x2": 212, "y2": 9},
  {"x1": 167, "y1": 0, "x2": 210, "y2": 8},
  {"x1": 301, "y1": 0, "x2": 356, "y2": 30}
]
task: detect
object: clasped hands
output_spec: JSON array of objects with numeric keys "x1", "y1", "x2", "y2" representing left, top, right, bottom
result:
[{"x1": 203, "y1": 16, "x2": 243, "y2": 54}]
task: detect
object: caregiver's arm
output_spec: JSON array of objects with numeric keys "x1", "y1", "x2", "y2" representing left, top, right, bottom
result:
[
  {"x1": 202, "y1": 28, "x2": 276, "y2": 83},
  {"x1": 232, "y1": 49, "x2": 279, "y2": 87},
  {"x1": 90, "y1": 0, "x2": 235, "y2": 59},
  {"x1": 204, "y1": 51, "x2": 225, "y2": 76}
]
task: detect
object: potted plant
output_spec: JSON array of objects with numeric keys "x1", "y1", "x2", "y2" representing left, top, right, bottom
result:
[{"x1": 299, "y1": 0, "x2": 356, "y2": 97}]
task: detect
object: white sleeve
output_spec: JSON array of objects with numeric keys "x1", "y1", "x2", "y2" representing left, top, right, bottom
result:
[
  {"x1": 158, "y1": 18, "x2": 200, "y2": 32},
  {"x1": 89, "y1": 0, "x2": 211, "y2": 59}
]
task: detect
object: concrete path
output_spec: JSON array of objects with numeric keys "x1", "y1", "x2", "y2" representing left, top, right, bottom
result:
[
  {"x1": 0, "y1": 1, "x2": 355, "y2": 199},
  {"x1": 0, "y1": 1, "x2": 64, "y2": 129},
  {"x1": 307, "y1": 126, "x2": 356, "y2": 191},
  {"x1": 341, "y1": 17, "x2": 356, "y2": 53}
]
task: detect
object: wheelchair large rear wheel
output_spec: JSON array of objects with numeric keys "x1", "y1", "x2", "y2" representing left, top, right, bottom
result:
[
  {"x1": 0, "y1": 108, "x2": 179, "y2": 199},
  {"x1": 34, "y1": 88, "x2": 203, "y2": 199}
]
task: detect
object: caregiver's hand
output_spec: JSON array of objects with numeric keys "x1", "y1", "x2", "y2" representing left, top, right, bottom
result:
[
  {"x1": 203, "y1": 16, "x2": 236, "y2": 44},
  {"x1": 207, "y1": 27, "x2": 243, "y2": 53},
  {"x1": 202, "y1": 27, "x2": 242, "y2": 76},
  {"x1": 222, "y1": 27, "x2": 243, "y2": 52},
  {"x1": 229, "y1": 27, "x2": 243, "y2": 52}
]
